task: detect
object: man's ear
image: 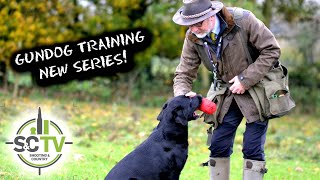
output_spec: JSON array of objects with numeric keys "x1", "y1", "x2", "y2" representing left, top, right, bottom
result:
[{"x1": 157, "y1": 103, "x2": 168, "y2": 121}]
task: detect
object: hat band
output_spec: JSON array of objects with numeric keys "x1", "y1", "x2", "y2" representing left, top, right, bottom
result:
[{"x1": 180, "y1": 6, "x2": 213, "y2": 19}]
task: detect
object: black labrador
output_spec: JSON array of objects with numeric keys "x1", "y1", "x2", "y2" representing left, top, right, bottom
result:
[{"x1": 105, "y1": 95, "x2": 202, "y2": 180}]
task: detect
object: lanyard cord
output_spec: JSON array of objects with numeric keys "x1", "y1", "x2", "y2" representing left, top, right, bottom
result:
[
  {"x1": 203, "y1": 35, "x2": 223, "y2": 91},
  {"x1": 216, "y1": 36, "x2": 222, "y2": 60},
  {"x1": 204, "y1": 41, "x2": 219, "y2": 91}
]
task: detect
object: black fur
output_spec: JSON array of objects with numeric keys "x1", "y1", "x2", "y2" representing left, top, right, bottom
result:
[{"x1": 105, "y1": 95, "x2": 202, "y2": 180}]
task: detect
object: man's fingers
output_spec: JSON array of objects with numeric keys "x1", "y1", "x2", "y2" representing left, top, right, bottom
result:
[
  {"x1": 229, "y1": 77, "x2": 235, "y2": 83},
  {"x1": 231, "y1": 87, "x2": 238, "y2": 94},
  {"x1": 229, "y1": 86, "x2": 245, "y2": 94},
  {"x1": 185, "y1": 91, "x2": 197, "y2": 97},
  {"x1": 229, "y1": 76, "x2": 245, "y2": 94},
  {"x1": 229, "y1": 84, "x2": 234, "y2": 91}
]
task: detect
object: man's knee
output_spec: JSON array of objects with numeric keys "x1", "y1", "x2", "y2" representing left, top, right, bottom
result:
[
  {"x1": 242, "y1": 145, "x2": 265, "y2": 161},
  {"x1": 209, "y1": 122, "x2": 238, "y2": 157},
  {"x1": 242, "y1": 120, "x2": 268, "y2": 161},
  {"x1": 210, "y1": 143, "x2": 233, "y2": 157}
]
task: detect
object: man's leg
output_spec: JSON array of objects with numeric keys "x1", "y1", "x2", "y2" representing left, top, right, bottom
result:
[
  {"x1": 242, "y1": 120, "x2": 268, "y2": 161},
  {"x1": 242, "y1": 120, "x2": 268, "y2": 180},
  {"x1": 208, "y1": 100, "x2": 243, "y2": 180}
]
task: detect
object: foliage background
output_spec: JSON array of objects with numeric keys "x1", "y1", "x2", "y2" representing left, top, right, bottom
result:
[{"x1": 0, "y1": 0, "x2": 319, "y2": 179}]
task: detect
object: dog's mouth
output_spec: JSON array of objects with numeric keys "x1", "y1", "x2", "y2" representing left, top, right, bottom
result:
[{"x1": 192, "y1": 112, "x2": 200, "y2": 120}]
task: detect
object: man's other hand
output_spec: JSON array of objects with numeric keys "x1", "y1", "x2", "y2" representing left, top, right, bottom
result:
[{"x1": 229, "y1": 76, "x2": 245, "y2": 94}]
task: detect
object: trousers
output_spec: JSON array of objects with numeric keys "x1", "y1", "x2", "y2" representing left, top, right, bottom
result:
[{"x1": 209, "y1": 99, "x2": 268, "y2": 161}]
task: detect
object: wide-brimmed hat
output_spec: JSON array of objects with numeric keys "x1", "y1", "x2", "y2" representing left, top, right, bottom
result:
[{"x1": 173, "y1": 0, "x2": 223, "y2": 26}]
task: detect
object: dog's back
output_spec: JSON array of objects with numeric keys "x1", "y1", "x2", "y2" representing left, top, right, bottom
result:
[
  {"x1": 105, "y1": 131, "x2": 185, "y2": 179},
  {"x1": 105, "y1": 95, "x2": 202, "y2": 180}
]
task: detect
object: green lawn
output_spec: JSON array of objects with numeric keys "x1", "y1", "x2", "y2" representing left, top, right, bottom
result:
[{"x1": 0, "y1": 97, "x2": 319, "y2": 179}]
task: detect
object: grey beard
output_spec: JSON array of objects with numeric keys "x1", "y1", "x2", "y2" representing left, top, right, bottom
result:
[{"x1": 193, "y1": 32, "x2": 208, "y2": 38}]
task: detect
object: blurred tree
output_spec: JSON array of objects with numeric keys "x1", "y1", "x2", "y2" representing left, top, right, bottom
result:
[
  {"x1": 261, "y1": 0, "x2": 274, "y2": 27},
  {"x1": 275, "y1": 0, "x2": 318, "y2": 22},
  {"x1": 231, "y1": 0, "x2": 319, "y2": 64},
  {"x1": 81, "y1": 0, "x2": 319, "y2": 99},
  {"x1": 81, "y1": 0, "x2": 185, "y2": 98},
  {"x1": 223, "y1": 0, "x2": 319, "y2": 27},
  {"x1": 84, "y1": 0, "x2": 183, "y2": 65},
  {"x1": 1, "y1": 0, "x2": 318, "y2": 104},
  {"x1": 0, "y1": 0, "x2": 85, "y2": 96},
  {"x1": 296, "y1": 19, "x2": 319, "y2": 64},
  {"x1": 264, "y1": 0, "x2": 319, "y2": 64}
]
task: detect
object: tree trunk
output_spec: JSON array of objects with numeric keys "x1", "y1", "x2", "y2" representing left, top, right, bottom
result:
[
  {"x1": 262, "y1": 0, "x2": 274, "y2": 28},
  {"x1": 13, "y1": 71, "x2": 20, "y2": 98},
  {"x1": 3, "y1": 70, "x2": 8, "y2": 92},
  {"x1": 0, "y1": 62, "x2": 8, "y2": 92},
  {"x1": 127, "y1": 69, "x2": 140, "y2": 103},
  {"x1": 248, "y1": 0, "x2": 256, "y2": 4},
  {"x1": 200, "y1": 65, "x2": 210, "y2": 90}
]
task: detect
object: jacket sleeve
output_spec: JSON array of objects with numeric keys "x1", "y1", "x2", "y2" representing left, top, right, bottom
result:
[
  {"x1": 173, "y1": 35, "x2": 201, "y2": 96},
  {"x1": 238, "y1": 11, "x2": 281, "y2": 90}
]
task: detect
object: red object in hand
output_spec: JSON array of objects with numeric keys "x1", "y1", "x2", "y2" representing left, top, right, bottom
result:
[{"x1": 198, "y1": 98, "x2": 217, "y2": 114}]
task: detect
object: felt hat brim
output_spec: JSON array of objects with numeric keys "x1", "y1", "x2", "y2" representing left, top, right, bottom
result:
[{"x1": 172, "y1": 1, "x2": 223, "y2": 26}]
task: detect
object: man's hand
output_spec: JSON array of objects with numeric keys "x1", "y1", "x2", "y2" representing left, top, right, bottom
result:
[
  {"x1": 185, "y1": 91, "x2": 197, "y2": 97},
  {"x1": 229, "y1": 76, "x2": 245, "y2": 94}
]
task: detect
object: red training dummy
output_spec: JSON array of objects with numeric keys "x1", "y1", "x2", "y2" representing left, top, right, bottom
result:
[{"x1": 198, "y1": 98, "x2": 217, "y2": 114}]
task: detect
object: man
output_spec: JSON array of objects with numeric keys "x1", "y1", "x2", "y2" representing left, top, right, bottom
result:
[{"x1": 172, "y1": 0, "x2": 280, "y2": 179}]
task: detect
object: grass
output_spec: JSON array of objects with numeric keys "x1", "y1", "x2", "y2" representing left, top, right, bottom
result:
[{"x1": 0, "y1": 96, "x2": 319, "y2": 179}]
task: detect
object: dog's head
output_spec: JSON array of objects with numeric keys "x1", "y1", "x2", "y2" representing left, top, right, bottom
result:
[{"x1": 157, "y1": 95, "x2": 202, "y2": 126}]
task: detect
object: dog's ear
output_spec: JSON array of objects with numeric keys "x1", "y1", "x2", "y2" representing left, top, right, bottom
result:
[
  {"x1": 175, "y1": 116, "x2": 188, "y2": 126},
  {"x1": 174, "y1": 108, "x2": 188, "y2": 126},
  {"x1": 157, "y1": 103, "x2": 168, "y2": 121}
]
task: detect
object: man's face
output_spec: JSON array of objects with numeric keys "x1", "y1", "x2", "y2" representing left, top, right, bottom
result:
[{"x1": 189, "y1": 16, "x2": 215, "y2": 38}]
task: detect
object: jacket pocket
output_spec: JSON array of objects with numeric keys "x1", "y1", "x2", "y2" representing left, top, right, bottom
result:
[{"x1": 252, "y1": 64, "x2": 296, "y2": 119}]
